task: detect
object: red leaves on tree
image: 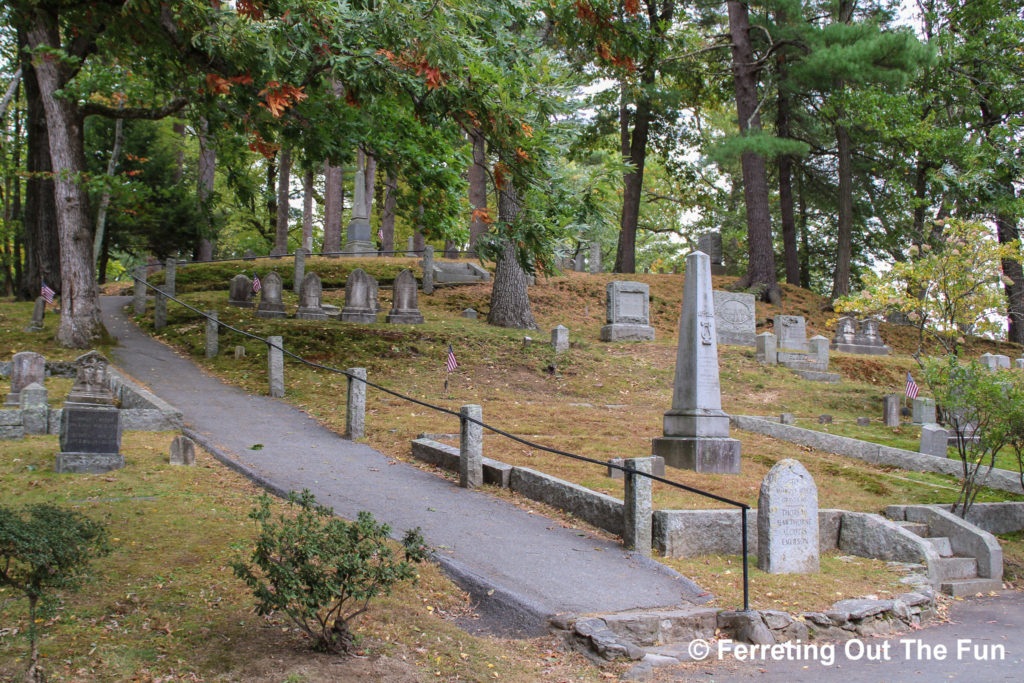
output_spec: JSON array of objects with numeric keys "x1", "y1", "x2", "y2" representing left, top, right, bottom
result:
[
  {"x1": 493, "y1": 162, "x2": 508, "y2": 190},
  {"x1": 377, "y1": 48, "x2": 446, "y2": 89},
  {"x1": 206, "y1": 73, "x2": 232, "y2": 95},
  {"x1": 596, "y1": 42, "x2": 612, "y2": 61},
  {"x1": 248, "y1": 131, "x2": 280, "y2": 159},
  {"x1": 237, "y1": 0, "x2": 265, "y2": 20},
  {"x1": 345, "y1": 90, "x2": 360, "y2": 108},
  {"x1": 520, "y1": 122, "x2": 534, "y2": 137},
  {"x1": 230, "y1": 73, "x2": 254, "y2": 85},
  {"x1": 471, "y1": 208, "x2": 494, "y2": 225},
  {"x1": 624, "y1": 0, "x2": 641, "y2": 15},
  {"x1": 258, "y1": 81, "x2": 308, "y2": 117},
  {"x1": 516, "y1": 147, "x2": 530, "y2": 162}
]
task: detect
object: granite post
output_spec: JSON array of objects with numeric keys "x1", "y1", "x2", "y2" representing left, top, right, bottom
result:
[
  {"x1": 756, "y1": 332, "x2": 777, "y2": 365},
  {"x1": 346, "y1": 367, "x2": 366, "y2": 439},
  {"x1": 883, "y1": 394, "x2": 900, "y2": 427},
  {"x1": 422, "y1": 245, "x2": 435, "y2": 294},
  {"x1": 623, "y1": 456, "x2": 654, "y2": 556},
  {"x1": 459, "y1": 404, "x2": 483, "y2": 489},
  {"x1": 205, "y1": 311, "x2": 219, "y2": 358},
  {"x1": 551, "y1": 325, "x2": 569, "y2": 353},
  {"x1": 163, "y1": 257, "x2": 176, "y2": 296},
  {"x1": 169, "y1": 435, "x2": 196, "y2": 466},
  {"x1": 589, "y1": 242, "x2": 601, "y2": 274},
  {"x1": 154, "y1": 291, "x2": 167, "y2": 330},
  {"x1": 133, "y1": 266, "x2": 147, "y2": 315},
  {"x1": 292, "y1": 248, "x2": 307, "y2": 294},
  {"x1": 757, "y1": 459, "x2": 819, "y2": 573},
  {"x1": 267, "y1": 336, "x2": 284, "y2": 398},
  {"x1": 652, "y1": 251, "x2": 741, "y2": 473},
  {"x1": 406, "y1": 236, "x2": 416, "y2": 257}
]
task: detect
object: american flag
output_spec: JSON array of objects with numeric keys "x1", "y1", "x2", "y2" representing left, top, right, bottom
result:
[
  {"x1": 905, "y1": 372, "x2": 919, "y2": 400},
  {"x1": 378, "y1": 227, "x2": 384, "y2": 243},
  {"x1": 252, "y1": 273, "x2": 262, "y2": 294},
  {"x1": 446, "y1": 344, "x2": 458, "y2": 373},
  {"x1": 41, "y1": 281, "x2": 55, "y2": 304}
]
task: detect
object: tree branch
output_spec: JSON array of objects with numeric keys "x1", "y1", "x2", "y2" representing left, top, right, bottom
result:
[{"x1": 80, "y1": 97, "x2": 188, "y2": 120}]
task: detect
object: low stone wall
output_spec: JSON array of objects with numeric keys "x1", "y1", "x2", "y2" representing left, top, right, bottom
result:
[
  {"x1": 410, "y1": 438, "x2": 511, "y2": 488},
  {"x1": 731, "y1": 415, "x2": 1024, "y2": 495},
  {"x1": 509, "y1": 467, "x2": 624, "y2": 536}
]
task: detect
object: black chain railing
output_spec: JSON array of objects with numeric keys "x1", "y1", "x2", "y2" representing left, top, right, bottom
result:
[{"x1": 132, "y1": 274, "x2": 752, "y2": 611}]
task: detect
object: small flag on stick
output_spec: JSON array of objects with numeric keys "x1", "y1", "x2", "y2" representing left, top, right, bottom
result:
[
  {"x1": 41, "y1": 281, "x2": 55, "y2": 304},
  {"x1": 252, "y1": 273, "x2": 262, "y2": 294},
  {"x1": 378, "y1": 227, "x2": 384, "y2": 243},
  {"x1": 446, "y1": 344, "x2": 458, "y2": 373},
  {"x1": 905, "y1": 372, "x2": 919, "y2": 400}
]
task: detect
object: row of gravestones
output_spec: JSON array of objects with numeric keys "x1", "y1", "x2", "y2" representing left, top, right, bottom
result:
[
  {"x1": 980, "y1": 353, "x2": 1024, "y2": 371},
  {"x1": 228, "y1": 268, "x2": 424, "y2": 324}
]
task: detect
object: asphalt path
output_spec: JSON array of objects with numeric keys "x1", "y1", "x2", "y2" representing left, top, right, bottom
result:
[{"x1": 99, "y1": 295, "x2": 708, "y2": 636}]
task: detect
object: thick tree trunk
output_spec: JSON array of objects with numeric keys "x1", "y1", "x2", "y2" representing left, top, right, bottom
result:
[
  {"x1": 27, "y1": 15, "x2": 102, "y2": 347},
  {"x1": 728, "y1": 0, "x2": 780, "y2": 304},
  {"x1": 381, "y1": 169, "x2": 397, "y2": 254},
  {"x1": 487, "y1": 185, "x2": 537, "y2": 329},
  {"x1": 275, "y1": 147, "x2": 291, "y2": 253},
  {"x1": 832, "y1": 123, "x2": 853, "y2": 297},
  {"x1": 798, "y1": 168, "x2": 810, "y2": 288},
  {"x1": 302, "y1": 167, "x2": 314, "y2": 252},
  {"x1": 615, "y1": 75, "x2": 654, "y2": 274},
  {"x1": 776, "y1": 60, "x2": 800, "y2": 285},
  {"x1": 323, "y1": 161, "x2": 343, "y2": 253},
  {"x1": 468, "y1": 129, "x2": 488, "y2": 253},
  {"x1": 19, "y1": 28, "x2": 60, "y2": 300},
  {"x1": 196, "y1": 118, "x2": 216, "y2": 260},
  {"x1": 996, "y1": 208, "x2": 1023, "y2": 345}
]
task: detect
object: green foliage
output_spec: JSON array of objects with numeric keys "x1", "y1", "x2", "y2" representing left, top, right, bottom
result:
[
  {"x1": 231, "y1": 491, "x2": 428, "y2": 654},
  {"x1": 0, "y1": 504, "x2": 111, "y2": 677},
  {"x1": 922, "y1": 356, "x2": 1020, "y2": 517}
]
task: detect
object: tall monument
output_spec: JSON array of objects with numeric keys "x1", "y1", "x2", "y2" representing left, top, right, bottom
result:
[
  {"x1": 652, "y1": 250, "x2": 741, "y2": 473},
  {"x1": 342, "y1": 152, "x2": 376, "y2": 255}
]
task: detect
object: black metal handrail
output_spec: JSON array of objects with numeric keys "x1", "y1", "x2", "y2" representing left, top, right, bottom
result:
[
  {"x1": 132, "y1": 274, "x2": 752, "y2": 611},
  {"x1": 164, "y1": 248, "x2": 486, "y2": 267}
]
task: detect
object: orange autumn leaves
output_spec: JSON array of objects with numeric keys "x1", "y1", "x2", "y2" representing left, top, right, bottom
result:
[
  {"x1": 572, "y1": 0, "x2": 638, "y2": 72},
  {"x1": 376, "y1": 49, "x2": 447, "y2": 90},
  {"x1": 205, "y1": 74, "x2": 306, "y2": 119}
]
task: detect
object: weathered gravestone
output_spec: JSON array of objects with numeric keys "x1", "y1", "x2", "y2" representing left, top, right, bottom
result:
[
  {"x1": 295, "y1": 272, "x2": 328, "y2": 321},
  {"x1": 461, "y1": 308, "x2": 478, "y2": 319},
  {"x1": 599, "y1": 281, "x2": 655, "y2": 342},
  {"x1": 228, "y1": 274, "x2": 254, "y2": 308},
  {"x1": 697, "y1": 232, "x2": 724, "y2": 274},
  {"x1": 757, "y1": 459, "x2": 819, "y2": 574},
  {"x1": 169, "y1": 435, "x2": 196, "y2": 466},
  {"x1": 883, "y1": 394, "x2": 900, "y2": 427},
  {"x1": 994, "y1": 354, "x2": 1011, "y2": 370},
  {"x1": 712, "y1": 291, "x2": 756, "y2": 347},
  {"x1": 979, "y1": 353, "x2": 998, "y2": 371},
  {"x1": 919, "y1": 424, "x2": 949, "y2": 458},
  {"x1": 255, "y1": 272, "x2": 287, "y2": 319},
  {"x1": 807, "y1": 335, "x2": 830, "y2": 371},
  {"x1": 912, "y1": 397, "x2": 936, "y2": 425},
  {"x1": 856, "y1": 416, "x2": 871, "y2": 426},
  {"x1": 386, "y1": 269, "x2": 425, "y2": 324},
  {"x1": 775, "y1": 315, "x2": 808, "y2": 363},
  {"x1": 19, "y1": 382, "x2": 49, "y2": 435},
  {"x1": 292, "y1": 248, "x2": 307, "y2": 294},
  {"x1": 269, "y1": 245, "x2": 285, "y2": 259},
  {"x1": 24, "y1": 297, "x2": 46, "y2": 332},
  {"x1": 832, "y1": 316, "x2": 857, "y2": 347},
  {"x1": 341, "y1": 268, "x2": 379, "y2": 323},
  {"x1": 832, "y1": 318, "x2": 890, "y2": 355},
  {"x1": 56, "y1": 351, "x2": 123, "y2": 474},
  {"x1": 551, "y1": 325, "x2": 569, "y2": 353},
  {"x1": 1016, "y1": 358, "x2": 1024, "y2": 370},
  {"x1": 5, "y1": 351, "x2": 46, "y2": 406},
  {"x1": 756, "y1": 332, "x2": 777, "y2": 365},
  {"x1": 589, "y1": 242, "x2": 601, "y2": 274},
  {"x1": 406, "y1": 236, "x2": 416, "y2": 257},
  {"x1": 652, "y1": 251, "x2": 741, "y2": 474},
  {"x1": 243, "y1": 249, "x2": 257, "y2": 260}
]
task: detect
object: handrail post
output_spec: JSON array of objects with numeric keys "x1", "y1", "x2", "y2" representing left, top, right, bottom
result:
[
  {"x1": 205, "y1": 310, "x2": 219, "y2": 358},
  {"x1": 346, "y1": 368, "x2": 367, "y2": 439},
  {"x1": 267, "y1": 336, "x2": 284, "y2": 398},
  {"x1": 459, "y1": 405, "x2": 483, "y2": 488}
]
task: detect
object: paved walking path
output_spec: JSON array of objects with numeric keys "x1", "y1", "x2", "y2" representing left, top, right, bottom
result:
[{"x1": 99, "y1": 296, "x2": 707, "y2": 636}]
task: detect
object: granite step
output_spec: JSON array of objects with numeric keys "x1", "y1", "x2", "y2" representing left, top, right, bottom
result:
[
  {"x1": 925, "y1": 536, "x2": 953, "y2": 557},
  {"x1": 894, "y1": 521, "x2": 928, "y2": 536},
  {"x1": 931, "y1": 556, "x2": 978, "y2": 581},
  {"x1": 940, "y1": 577, "x2": 1002, "y2": 597}
]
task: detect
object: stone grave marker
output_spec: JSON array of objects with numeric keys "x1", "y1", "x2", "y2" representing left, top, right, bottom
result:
[
  {"x1": 712, "y1": 291, "x2": 756, "y2": 347},
  {"x1": 169, "y1": 435, "x2": 196, "y2": 466},
  {"x1": 234, "y1": 345, "x2": 246, "y2": 359},
  {"x1": 551, "y1": 325, "x2": 569, "y2": 353},
  {"x1": 775, "y1": 315, "x2": 808, "y2": 362},
  {"x1": 269, "y1": 245, "x2": 285, "y2": 259},
  {"x1": 780, "y1": 413, "x2": 795, "y2": 425},
  {"x1": 697, "y1": 232, "x2": 724, "y2": 274},
  {"x1": 292, "y1": 248, "x2": 307, "y2": 294},
  {"x1": 994, "y1": 354, "x2": 1010, "y2": 370},
  {"x1": 832, "y1": 316, "x2": 857, "y2": 346},
  {"x1": 652, "y1": 251, "x2": 740, "y2": 473},
  {"x1": 589, "y1": 242, "x2": 601, "y2": 274},
  {"x1": 912, "y1": 397, "x2": 936, "y2": 425},
  {"x1": 19, "y1": 382, "x2": 48, "y2": 435},
  {"x1": 386, "y1": 269, "x2": 425, "y2": 324},
  {"x1": 857, "y1": 416, "x2": 871, "y2": 426},
  {"x1": 1016, "y1": 358, "x2": 1024, "y2": 369},
  {"x1": 979, "y1": 353, "x2": 997, "y2": 371},
  {"x1": 255, "y1": 272, "x2": 287, "y2": 319},
  {"x1": 461, "y1": 308, "x2": 478, "y2": 319},
  {"x1": 919, "y1": 424, "x2": 949, "y2": 458},
  {"x1": 831, "y1": 317, "x2": 890, "y2": 355},
  {"x1": 56, "y1": 351, "x2": 123, "y2": 474},
  {"x1": 243, "y1": 249, "x2": 256, "y2": 260},
  {"x1": 883, "y1": 394, "x2": 900, "y2": 427},
  {"x1": 599, "y1": 281, "x2": 655, "y2": 341},
  {"x1": 340, "y1": 268, "x2": 379, "y2": 323},
  {"x1": 228, "y1": 274, "x2": 254, "y2": 308},
  {"x1": 5, "y1": 351, "x2": 45, "y2": 406},
  {"x1": 756, "y1": 332, "x2": 777, "y2": 365},
  {"x1": 295, "y1": 272, "x2": 328, "y2": 321},
  {"x1": 25, "y1": 297, "x2": 46, "y2": 332},
  {"x1": 342, "y1": 155, "x2": 376, "y2": 254},
  {"x1": 757, "y1": 459, "x2": 819, "y2": 574},
  {"x1": 406, "y1": 236, "x2": 416, "y2": 257},
  {"x1": 818, "y1": 414, "x2": 832, "y2": 424},
  {"x1": 807, "y1": 335, "x2": 830, "y2": 370}
]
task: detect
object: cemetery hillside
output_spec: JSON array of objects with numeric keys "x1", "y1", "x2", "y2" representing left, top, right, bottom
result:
[{"x1": 3, "y1": 0, "x2": 1024, "y2": 680}]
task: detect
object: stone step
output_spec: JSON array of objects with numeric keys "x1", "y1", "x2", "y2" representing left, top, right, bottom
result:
[
  {"x1": 893, "y1": 521, "x2": 928, "y2": 536},
  {"x1": 940, "y1": 577, "x2": 1002, "y2": 597},
  {"x1": 598, "y1": 607, "x2": 718, "y2": 647},
  {"x1": 925, "y1": 536, "x2": 953, "y2": 557},
  {"x1": 931, "y1": 556, "x2": 978, "y2": 581}
]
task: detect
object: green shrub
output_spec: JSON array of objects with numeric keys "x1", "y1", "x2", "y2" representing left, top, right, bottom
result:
[
  {"x1": 0, "y1": 504, "x2": 111, "y2": 681},
  {"x1": 231, "y1": 491, "x2": 427, "y2": 654}
]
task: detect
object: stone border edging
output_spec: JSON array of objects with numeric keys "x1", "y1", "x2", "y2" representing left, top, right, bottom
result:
[{"x1": 731, "y1": 415, "x2": 1024, "y2": 495}]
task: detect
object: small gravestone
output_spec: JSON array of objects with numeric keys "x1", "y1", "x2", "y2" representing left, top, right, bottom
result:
[
  {"x1": 652, "y1": 251, "x2": 740, "y2": 473},
  {"x1": 883, "y1": 394, "x2": 900, "y2": 427},
  {"x1": 697, "y1": 231, "x2": 724, "y2": 274},
  {"x1": 807, "y1": 335, "x2": 830, "y2": 371},
  {"x1": 19, "y1": 382, "x2": 49, "y2": 435},
  {"x1": 5, "y1": 351, "x2": 46, "y2": 406},
  {"x1": 589, "y1": 242, "x2": 601, "y2": 274},
  {"x1": 1015, "y1": 357, "x2": 1024, "y2": 369},
  {"x1": 340, "y1": 268, "x2": 378, "y2": 323},
  {"x1": 255, "y1": 272, "x2": 287, "y2": 319},
  {"x1": 599, "y1": 281, "x2": 655, "y2": 341},
  {"x1": 461, "y1": 308, "x2": 478, "y2": 319},
  {"x1": 756, "y1": 332, "x2": 777, "y2": 365},
  {"x1": 169, "y1": 435, "x2": 196, "y2": 466},
  {"x1": 551, "y1": 325, "x2": 569, "y2": 353},
  {"x1": 780, "y1": 413, "x2": 795, "y2": 425},
  {"x1": 292, "y1": 248, "x2": 307, "y2": 294},
  {"x1": 234, "y1": 345, "x2": 246, "y2": 359},
  {"x1": 818, "y1": 414, "x2": 832, "y2": 424},
  {"x1": 713, "y1": 291, "x2": 756, "y2": 347},
  {"x1": 269, "y1": 245, "x2": 285, "y2": 259},
  {"x1": 406, "y1": 236, "x2": 416, "y2": 257},
  {"x1": 834, "y1": 318, "x2": 890, "y2": 355},
  {"x1": 295, "y1": 272, "x2": 328, "y2": 321},
  {"x1": 56, "y1": 351, "x2": 123, "y2": 474},
  {"x1": 912, "y1": 397, "x2": 936, "y2": 425},
  {"x1": 573, "y1": 250, "x2": 586, "y2": 272},
  {"x1": 832, "y1": 316, "x2": 857, "y2": 346},
  {"x1": 243, "y1": 249, "x2": 257, "y2": 260},
  {"x1": 857, "y1": 417, "x2": 871, "y2": 426},
  {"x1": 979, "y1": 353, "x2": 998, "y2": 371},
  {"x1": 994, "y1": 354, "x2": 1010, "y2": 370},
  {"x1": 775, "y1": 315, "x2": 808, "y2": 362},
  {"x1": 386, "y1": 269, "x2": 425, "y2": 324},
  {"x1": 24, "y1": 297, "x2": 46, "y2": 332},
  {"x1": 919, "y1": 424, "x2": 949, "y2": 458},
  {"x1": 757, "y1": 459, "x2": 819, "y2": 574},
  {"x1": 523, "y1": 336, "x2": 533, "y2": 347},
  {"x1": 228, "y1": 274, "x2": 254, "y2": 308}
]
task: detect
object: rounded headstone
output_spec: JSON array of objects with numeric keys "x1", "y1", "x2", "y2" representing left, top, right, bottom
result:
[{"x1": 757, "y1": 459, "x2": 819, "y2": 574}]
